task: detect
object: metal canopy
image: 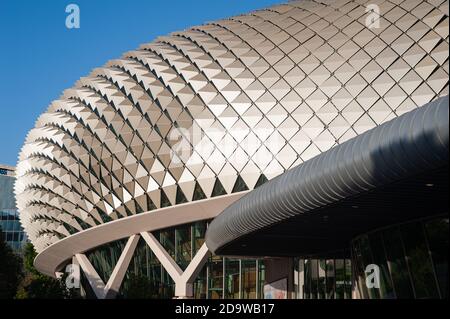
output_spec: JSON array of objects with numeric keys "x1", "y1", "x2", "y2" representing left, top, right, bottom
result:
[{"x1": 206, "y1": 96, "x2": 449, "y2": 257}]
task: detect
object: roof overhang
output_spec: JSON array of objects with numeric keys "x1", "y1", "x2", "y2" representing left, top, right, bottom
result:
[
  {"x1": 206, "y1": 96, "x2": 449, "y2": 257},
  {"x1": 35, "y1": 192, "x2": 247, "y2": 277}
]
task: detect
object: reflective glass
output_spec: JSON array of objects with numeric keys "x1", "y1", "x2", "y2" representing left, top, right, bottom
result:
[
  {"x1": 368, "y1": 233, "x2": 395, "y2": 298},
  {"x1": 208, "y1": 256, "x2": 223, "y2": 299},
  {"x1": 352, "y1": 217, "x2": 448, "y2": 299},
  {"x1": 241, "y1": 260, "x2": 257, "y2": 299},
  {"x1": 325, "y1": 259, "x2": 335, "y2": 299},
  {"x1": 79, "y1": 220, "x2": 270, "y2": 299},
  {"x1": 401, "y1": 222, "x2": 439, "y2": 298},
  {"x1": 310, "y1": 259, "x2": 319, "y2": 299},
  {"x1": 318, "y1": 259, "x2": 326, "y2": 299},
  {"x1": 175, "y1": 226, "x2": 191, "y2": 269},
  {"x1": 257, "y1": 261, "x2": 266, "y2": 299},
  {"x1": 194, "y1": 267, "x2": 207, "y2": 299},
  {"x1": 382, "y1": 228, "x2": 414, "y2": 298},
  {"x1": 335, "y1": 259, "x2": 345, "y2": 299},
  {"x1": 351, "y1": 240, "x2": 369, "y2": 298},
  {"x1": 360, "y1": 235, "x2": 380, "y2": 299},
  {"x1": 304, "y1": 259, "x2": 311, "y2": 299},
  {"x1": 224, "y1": 258, "x2": 240, "y2": 299},
  {"x1": 193, "y1": 221, "x2": 206, "y2": 255},
  {"x1": 344, "y1": 259, "x2": 352, "y2": 299},
  {"x1": 425, "y1": 218, "x2": 449, "y2": 298}
]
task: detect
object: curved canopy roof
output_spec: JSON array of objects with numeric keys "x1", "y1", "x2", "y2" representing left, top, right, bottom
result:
[{"x1": 206, "y1": 96, "x2": 449, "y2": 257}]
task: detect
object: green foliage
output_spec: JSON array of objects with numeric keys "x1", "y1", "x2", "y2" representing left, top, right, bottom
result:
[
  {"x1": 0, "y1": 227, "x2": 24, "y2": 298},
  {"x1": 15, "y1": 242, "x2": 79, "y2": 299},
  {"x1": 23, "y1": 242, "x2": 39, "y2": 276},
  {"x1": 16, "y1": 273, "x2": 71, "y2": 299},
  {"x1": 122, "y1": 273, "x2": 155, "y2": 299}
]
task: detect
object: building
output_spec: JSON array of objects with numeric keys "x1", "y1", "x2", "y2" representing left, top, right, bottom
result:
[
  {"x1": 15, "y1": 0, "x2": 448, "y2": 299},
  {"x1": 206, "y1": 96, "x2": 449, "y2": 299},
  {"x1": 0, "y1": 165, "x2": 27, "y2": 252}
]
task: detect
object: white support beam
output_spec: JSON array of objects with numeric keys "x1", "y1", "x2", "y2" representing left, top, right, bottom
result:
[
  {"x1": 182, "y1": 243, "x2": 210, "y2": 284},
  {"x1": 141, "y1": 231, "x2": 210, "y2": 298},
  {"x1": 76, "y1": 235, "x2": 140, "y2": 299},
  {"x1": 140, "y1": 231, "x2": 183, "y2": 279},
  {"x1": 177, "y1": 243, "x2": 211, "y2": 298},
  {"x1": 104, "y1": 234, "x2": 140, "y2": 299},
  {"x1": 75, "y1": 253, "x2": 106, "y2": 299}
]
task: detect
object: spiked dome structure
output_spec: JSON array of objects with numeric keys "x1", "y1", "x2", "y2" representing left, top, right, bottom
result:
[{"x1": 13, "y1": 0, "x2": 449, "y2": 298}]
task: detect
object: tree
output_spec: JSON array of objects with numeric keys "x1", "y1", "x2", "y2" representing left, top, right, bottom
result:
[
  {"x1": 0, "y1": 227, "x2": 23, "y2": 298},
  {"x1": 15, "y1": 242, "x2": 79, "y2": 299}
]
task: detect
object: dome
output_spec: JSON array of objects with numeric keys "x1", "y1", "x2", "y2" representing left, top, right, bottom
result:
[{"x1": 15, "y1": 0, "x2": 449, "y2": 253}]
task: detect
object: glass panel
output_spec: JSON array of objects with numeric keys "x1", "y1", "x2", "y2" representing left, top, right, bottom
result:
[
  {"x1": 193, "y1": 221, "x2": 207, "y2": 255},
  {"x1": 382, "y1": 228, "x2": 414, "y2": 298},
  {"x1": 160, "y1": 229, "x2": 175, "y2": 260},
  {"x1": 194, "y1": 266, "x2": 207, "y2": 299},
  {"x1": 6, "y1": 219, "x2": 14, "y2": 231},
  {"x1": 352, "y1": 240, "x2": 369, "y2": 298},
  {"x1": 304, "y1": 259, "x2": 311, "y2": 299},
  {"x1": 192, "y1": 182, "x2": 207, "y2": 201},
  {"x1": 161, "y1": 268, "x2": 175, "y2": 298},
  {"x1": 86, "y1": 238, "x2": 128, "y2": 283},
  {"x1": 160, "y1": 190, "x2": 171, "y2": 208},
  {"x1": 13, "y1": 220, "x2": 21, "y2": 231},
  {"x1": 224, "y1": 258, "x2": 240, "y2": 299},
  {"x1": 425, "y1": 218, "x2": 449, "y2": 298},
  {"x1": 176, "y1": 187, "x2": 188, "y2": 204},
  {"x1": 232, "y1": 175, "x2": 249, "y2": 193},
  {"x1": 293, "y1": 258, "x2": 302, "y2": 299},
  {"x1": 119, "y1": 237, "x2": 170, "y2": 299},
  {"x1": 318, "y1": 259, "x2": 326, "y2": 299},
  {"x1": 344, "y1": 259, "x2": 352, "y2": 299},
  {"x1": 258, "y1": 260, "x2": 266, "y2": 299},
  {"x1": 325, "y1": 259, "x2": 335, "y2": 299},
  {"x1": 208, "y1": 256, "x2": 223, "y2": 299},
  {"x1": 368, "y1": 233, "x2": 395, "y2": 298},
  {"x1": 310, "y1": 259, "x2": 318, "y2": 299},
  {"x1": 241, "y1": 260, "x2": 257, "y2": 299},
  {"x1": 175, "y1": 225, "x2": 191, "y2": 269},
  {"x1": 335, "y1": 259, "x2": 345, "y2": 299},
  {"x1": 401, "y1": 222, "x2": 439, "y2": 298},
  {"x1": 359, "y1": 235, "x2": 379, "y2": 299},
  {"x1": 212, "y1": 179, "x2": 227, "y2": 197}
]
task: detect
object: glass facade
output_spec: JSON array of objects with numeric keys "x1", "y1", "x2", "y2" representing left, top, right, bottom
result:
[
  {"x1": 0, "y1": 171, "x2": 27, "y2": 252},
  {"x1": 83, "y1": 220, "x2": 265, "y2": 299},
  {"x1": 294, "y1": 256, "x2": 352, "y2": 299},
  {"x1": 351, "y1": 216, "x2": 448, "y2": 299},
  {"x1": 81, "y1": 216, "x2": 449, "y2": 300}
]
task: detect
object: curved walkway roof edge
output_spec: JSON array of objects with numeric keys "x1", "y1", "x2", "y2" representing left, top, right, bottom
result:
[
  {"x1": 206, "y1": 96, "x2": 449, "y2": 255},
  {"x1": 34, "y1": 192, "x2": 247, "y2": 277}
]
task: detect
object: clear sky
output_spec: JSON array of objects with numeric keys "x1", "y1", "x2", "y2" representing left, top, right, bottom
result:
[{"x1": 0, "y1": 0, "x2": 282, "y2": 166}]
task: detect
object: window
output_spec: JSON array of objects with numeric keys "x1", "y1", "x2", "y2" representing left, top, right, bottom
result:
[
  {"x1": 425, "y1": 218, "x2": 449, "y2": 298},
  {"x1": 225, "y1": 259, "x2": 240, "y2": 299},
  {"x1": 241, "y1": 260, "x2": 257, "y2": 299}
]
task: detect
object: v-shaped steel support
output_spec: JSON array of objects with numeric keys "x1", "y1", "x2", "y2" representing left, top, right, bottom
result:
[
  {"x1": 75, "y1": 234, "x2": 140, "y2": 299},
  {"x1": 140, "y1": 231, "x2": 210, "y2": 298}
]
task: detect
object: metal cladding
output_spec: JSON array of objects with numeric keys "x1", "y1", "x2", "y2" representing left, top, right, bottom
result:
[
  {"x1": 15, "y1": 0, "x2": 449, "y2": 253},
  {"x1": 205, "y1": 96, "x2": 449, "y2": 254}
]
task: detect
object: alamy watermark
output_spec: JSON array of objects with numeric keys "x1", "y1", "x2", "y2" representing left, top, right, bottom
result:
[
  {"x1": 65, "y1": 4, "x2": 80, "y2": 29},
  {"x1": 365, "y1": 264, "x2": 381, "y2": 289},
  {"x1": 65, "y1": 263, "x2": 81, "y2": 289},
  {"x1": 365, "y1": 4, "x2": 381, "y2": 29}
]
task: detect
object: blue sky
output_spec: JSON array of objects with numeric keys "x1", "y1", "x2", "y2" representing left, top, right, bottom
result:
[{"x1": 0, "y1": 0, "x2": 282, "y2": 166}]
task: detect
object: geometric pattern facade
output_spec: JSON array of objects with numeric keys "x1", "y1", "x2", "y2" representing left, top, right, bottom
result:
[{"x1": 15, "y1": 0, "x2": 449, "y2": 253}]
